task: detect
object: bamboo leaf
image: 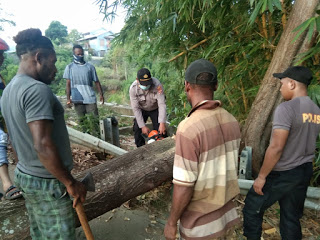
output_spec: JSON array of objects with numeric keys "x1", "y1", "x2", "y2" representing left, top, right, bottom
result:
[
  {"x1": 293, "y1": 18, "x2": 313, "y2": 32},
  {"x1": 261, "y1": 0, "x2": 268, "y2": 12},
  {"x1": 291, "y1": 18, "x2": 313, "y2": 43},
  {"x1": 202, "y1": 0, "x2": 209, "y2": 9},
  {"x1": 173, "y1": 13, "x2": 177, "y2": 32},
  {"x1": 250, "y1": 0, "x2": 255, "y2": 7},
  {"x1": 204, "y1": 42, "x2": 218, "y2": 59},
  {"x1": 294, "y1": 41, "x2": 320, "y2": 64},
  {"x1": 308, "y1": 85, "x2": 320, "y2": 107},
  {"x1": 268, "y1": 0, "x2": 274, "y2": 13},
  {"x1": 315, "y1": 16, "x2": 320, "y2": 32},
  {"x1": 307, "y1": 20, "x2": 315, "y2": 42},
  {"x1": 156, "y1": 1, "x2": 161, "y2": 15},
  {"x1": 163, "y1": 12, "x2": 178, "y2": 32},
  {"x1": 272, "y1": 0, "x2": 282, "y2": 11},
  {"x1": 248, "y1": 0, "x2": 263, "y2": 25}
]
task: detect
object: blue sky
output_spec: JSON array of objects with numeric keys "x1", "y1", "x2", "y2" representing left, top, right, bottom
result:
[{"x1": 1, "y1": 0, "x2": 125, "y2": 50}]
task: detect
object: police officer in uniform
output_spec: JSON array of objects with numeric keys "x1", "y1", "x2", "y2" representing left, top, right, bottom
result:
[{"x1": 129, "y1": 68, "x2": 167, "y2": 147}]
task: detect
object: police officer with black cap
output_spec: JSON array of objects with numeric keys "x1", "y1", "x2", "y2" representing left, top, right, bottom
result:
[{"x1": 129, "y1": 68, "x2": 167, "y2": 147}]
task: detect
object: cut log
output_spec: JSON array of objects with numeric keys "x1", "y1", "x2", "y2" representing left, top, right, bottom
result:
[{"x1": 0, "y1": 137, "x2": 175, "y2": 240}]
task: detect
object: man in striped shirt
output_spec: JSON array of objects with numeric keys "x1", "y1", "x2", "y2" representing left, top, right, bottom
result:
[{"x1": 164, "y1": 59, "x2": 241, "y2": 240}]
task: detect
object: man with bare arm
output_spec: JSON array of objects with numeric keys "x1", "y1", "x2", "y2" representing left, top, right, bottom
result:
[{"x1": 1, "y1": 28, "x2": 86, "y2": 240}]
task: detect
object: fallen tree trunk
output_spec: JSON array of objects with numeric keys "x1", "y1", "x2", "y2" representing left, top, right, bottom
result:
[{"x1": 0, "y1": 137, "x2": 175, "y2": 240}]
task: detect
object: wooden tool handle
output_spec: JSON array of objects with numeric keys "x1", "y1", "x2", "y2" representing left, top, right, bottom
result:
[{"x1": 75, "y1": 203, "x2": 94, "y2": 240}]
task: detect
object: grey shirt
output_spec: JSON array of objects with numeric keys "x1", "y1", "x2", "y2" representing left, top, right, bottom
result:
[
  {"x1": 273, "y1": 96, "x2": 320, "y2": 171},
  {"x1": 129, "y1": 77, "x2": 167, "y2": 128},
  {"x1": 1, "y1": 74, "x2": 73, "y2": 178},
  {"x1": 63, "y1": 62, "x2": 99, "y2": 104}
]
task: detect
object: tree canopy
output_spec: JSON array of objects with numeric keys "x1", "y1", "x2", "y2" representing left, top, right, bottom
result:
[
  {"x1": 45, "y1": 20, "x2": 68, "y2": 44},
  {"x1": 66, "y1": 29, "x2": 83, "y2": 45}
]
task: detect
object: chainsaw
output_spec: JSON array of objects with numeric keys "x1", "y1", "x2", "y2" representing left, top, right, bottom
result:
[{"x1": 141, "y1": 130, "x2": 165, "y2": 144}]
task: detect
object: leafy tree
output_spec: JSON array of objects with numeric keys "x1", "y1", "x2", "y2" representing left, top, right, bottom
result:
[
  {"x1": 66, "y1": 29, "x2": 83, "y2": 45},
  {"x1": 0, "y1": 53, "x2": 18, "y2": 83},
  {"x1": 50, "y1": 44, "x2": 73, "y2": 95},
  {"x1": 45, "y1": 21, "x2": 68, "y2": 45}
]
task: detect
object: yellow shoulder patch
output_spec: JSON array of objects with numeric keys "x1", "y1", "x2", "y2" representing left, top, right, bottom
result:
[{"x1": 157, "y1": 85, "x2": 163, "y2": 94}]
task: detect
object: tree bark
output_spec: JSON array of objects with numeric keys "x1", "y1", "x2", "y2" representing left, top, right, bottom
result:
[
  {"x1": 240, "y1": 0, "x2": 319, "y2": 176},
  {"x1": 0, "y1": 137, "x2": 175, "y2": 240}
]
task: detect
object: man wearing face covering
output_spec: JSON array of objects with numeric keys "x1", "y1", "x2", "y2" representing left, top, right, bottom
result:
[
  {"x1": 129, "y1": 68, "x2": 167, "y2": 147},
  {"x1": 63, "y1": 45, "x2": 104, "y2": 132}
]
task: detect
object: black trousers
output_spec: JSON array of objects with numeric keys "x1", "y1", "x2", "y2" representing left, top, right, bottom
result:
[
  {"x1": 133, "y1": 109, "x2": 160, "y2": 147},
  {"x1": 243, "y1": 162, "x2": 313, "y2": 240}
]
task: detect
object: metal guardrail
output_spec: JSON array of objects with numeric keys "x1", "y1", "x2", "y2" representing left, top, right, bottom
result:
[
  {"x1": 239, "y1": 146, "x2": 252, "y2": 180},
  {"x1": 67, "y1": 126, "x2": 127, "y2": 156}
]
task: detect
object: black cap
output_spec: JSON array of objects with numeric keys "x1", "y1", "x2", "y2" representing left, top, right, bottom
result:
[
  {"x1": 137, "y1": 68, "x2": 152, "y2": 86},
  {"x1": 185, "y1": 59, "x2": 217, "y2": 85},
  {"x1": 273, "y1": 66, "x2": 313, "y2": 86}
]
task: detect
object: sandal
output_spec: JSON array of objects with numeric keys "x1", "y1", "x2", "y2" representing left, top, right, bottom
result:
[{"x1": 5, "y1": 185, "x2": 23, "y2": 200}]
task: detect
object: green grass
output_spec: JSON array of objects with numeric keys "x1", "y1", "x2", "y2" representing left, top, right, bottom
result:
[{"x1": 107, "y1": 92, "x2": 129, "y2": 105}]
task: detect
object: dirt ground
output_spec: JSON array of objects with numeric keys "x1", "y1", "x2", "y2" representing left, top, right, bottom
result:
[{"x1": 76, "y1": 204, "x2": 167, "y2": 240}]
